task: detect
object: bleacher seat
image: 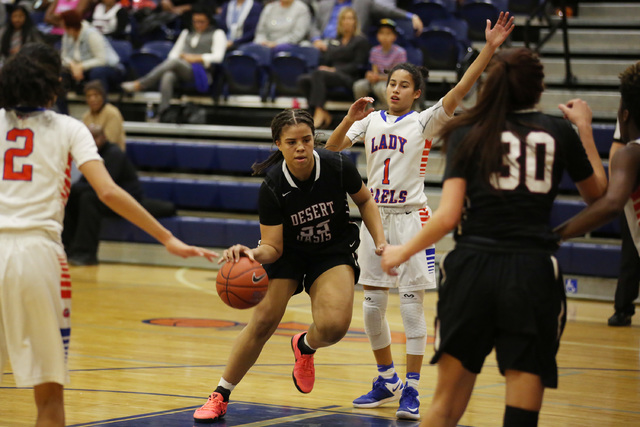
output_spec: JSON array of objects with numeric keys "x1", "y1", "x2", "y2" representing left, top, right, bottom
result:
[
  {"x1": 220, "y1": 44, "x2": 271, "y2": 101},
  {"x1": 140, "y1": 40, "x2": 174, "y2": 58},
  {"x1": 417, "y1": 18, "x2": 471, "y2": 71},
  {"x1": 126, "y1": 140, "x2": 177, "y2": 169},
  {"x1": 411, "y1": 0, "x2": 453, "y2": 27},
  {"x1": 459, "y1": 0, "x2": 502, "y2": 41},
  {"x1": 269, "y1": 46, "x2": 320, "y2": 100}
]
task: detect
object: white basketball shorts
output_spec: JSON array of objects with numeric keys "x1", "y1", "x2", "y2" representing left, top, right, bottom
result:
[
  {"x1": 358, "y1": 206, "x2": 436, "y2": 291},
  {"x1": 0, "y1": 232, "x2": 71, "y2": 387}
]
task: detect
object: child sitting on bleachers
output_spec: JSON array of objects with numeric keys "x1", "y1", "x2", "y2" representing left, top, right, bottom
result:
[{"x1": 352, "y1": 18, "x2": 406, "y2": 110}]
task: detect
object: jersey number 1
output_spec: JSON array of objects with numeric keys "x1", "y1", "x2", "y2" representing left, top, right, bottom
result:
[{"x1": 3, "y1": 128, "x2": 34, "y2": 181}]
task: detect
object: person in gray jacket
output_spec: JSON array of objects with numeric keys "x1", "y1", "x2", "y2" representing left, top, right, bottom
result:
[
  {"x1": 60, "y1": 9, "x2": 122, "y2": 93},
  {"x1": 121, "y1": 6, "x2": 227, "y2": 116}
]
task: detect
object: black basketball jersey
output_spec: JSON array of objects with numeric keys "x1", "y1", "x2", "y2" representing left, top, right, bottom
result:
[
  {"x1": 444, "y1": 111, "x2": 594, "y2": 250},
  {"x1": 259, "y1": 148, "x2": 363, "y2": 254}
]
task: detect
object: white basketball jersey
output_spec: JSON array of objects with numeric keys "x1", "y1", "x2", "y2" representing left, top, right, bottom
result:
[
  {"x1": 623, "y1": 138, "x2": 640, "y2": 257},
  {"x1": 0, "y1": 109, "x2": 101, "y2": 241},
  {"x1": 346, "y1": 99, "x2": 451, "y2": 208}
]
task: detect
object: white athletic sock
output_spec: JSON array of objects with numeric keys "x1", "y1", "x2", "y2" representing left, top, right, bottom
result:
[
  {"x1": 218, "y1": 377, "x2": 236, "y2": 392},
  {"x1": 303, "y1": 333, "x2": 316, "y2": 351},
  {"x1": 377, "y1": 363, "x2": 397, "y2": 380}
]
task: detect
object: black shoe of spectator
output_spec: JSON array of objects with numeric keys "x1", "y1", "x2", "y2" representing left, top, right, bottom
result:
[
  {"x1": 68, "y1": 253, "x2": 99, "y2": 266},
  {"x1": 608, "y1": 312, "x2": 632, "y2": 327}
]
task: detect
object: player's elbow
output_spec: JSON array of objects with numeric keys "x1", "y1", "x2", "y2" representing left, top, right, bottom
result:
[{"x1": 95, "y1": 182, "x2": 121, "y2": 205}]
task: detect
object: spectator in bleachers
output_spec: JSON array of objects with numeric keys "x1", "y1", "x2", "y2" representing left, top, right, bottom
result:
[
  {"x1": 59, "y1": 9, "x2": 122, "y2": 93},
  {"x1": 0, "y1": 5, "x2": 43, "y2": 66},
  {"x1": 90, "y1": 0, "x2": 131, "y2": 40},
  {"x1": 352, "y1": 18, "x2": 405, "y2": 109},
  {"x1": 44, "y1": 0, "x2": 91, "y2": 38},
  {"x1": 217, "y1": 0, "x2": 263, "y2": 51},
  {"x1": 62, "y1": 124, "x2": 143, "y2": 266},
  {"x1": 253, "y1": 0, "x2": 311, "y2": 48},
  {"x1": 298, "y1": 7, "x2": 368, "y2": 129},
  {"x1": 310, "y1": 0, "x2": 422, "y2": 52},
  {"x1": 120, "y1": 6, "x2": 226, "y2": 116},
  {"x1": 82, "y1": 80, "x2": 127, "y2": 151}
]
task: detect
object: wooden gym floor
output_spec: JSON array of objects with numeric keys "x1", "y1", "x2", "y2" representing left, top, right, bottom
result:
[{"x1": 1, "y1": 263, "x2": 639, "y2": 426}]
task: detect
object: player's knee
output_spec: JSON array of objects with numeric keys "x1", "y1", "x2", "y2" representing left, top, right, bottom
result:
[
  {"x1": 400, "y1": 290, "x2": 427, "y2": 354},
  {"x1": 363, "y1": 289, "x2": 391, "y2": 350},
  {"x1": 250, "y1": 311, "x2": 281, "y2": 340},
  {"x1": 316, "y1": 319, "x2": 349, "y2": 344}
]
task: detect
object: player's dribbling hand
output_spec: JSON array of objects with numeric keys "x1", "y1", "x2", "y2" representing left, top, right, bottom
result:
[
  {"x1": 218, "y1": 244, "x2": 254, "y2": 264},
  {"x1": 485, "y1": 11, "x2": 515, "y2": 49},
  {"x1": 164, "y1": 236, "x2": 218, "y2": 261},
  {"x1": 347, "y1": 97, "x2": 375, "y2": 122}
]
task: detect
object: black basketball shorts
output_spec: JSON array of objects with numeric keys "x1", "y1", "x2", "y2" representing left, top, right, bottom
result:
[
  {"x1": 263, "y1": 248, "x2": 360, "y2": 295},
  {"x1": 431, "y1": 245, "x2": 566, "y2": 388}
]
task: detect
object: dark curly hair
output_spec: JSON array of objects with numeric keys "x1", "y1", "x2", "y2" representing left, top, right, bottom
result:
[
  {"x1": 620, "y1": 61, "x2": 640, "y2": 131},
  {"x1": 0, "y1": 43, "x2": 63, "y2": 109}
]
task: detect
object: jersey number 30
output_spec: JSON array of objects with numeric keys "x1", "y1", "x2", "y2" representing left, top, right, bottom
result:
[
  {"x1": 490, "y1": 131, "x2": 555, "y2": 194},
  {"x1": 3, "y1": 128, "x2": 34, "y2": 181}
]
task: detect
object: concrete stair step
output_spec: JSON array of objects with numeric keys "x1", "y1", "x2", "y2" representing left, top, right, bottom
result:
[
  {"x1": 579, "y1": 2, "x2": 640, "y2": 20},
  {"x1": 541, "y1": 58, "x2": 630, "y2": 86},
  {"x1": 539, "y1": 29, "x2": 640, "y2": 54},
  {"x1": 538, "y1": 89, "x2": 619, "y2": 120}
]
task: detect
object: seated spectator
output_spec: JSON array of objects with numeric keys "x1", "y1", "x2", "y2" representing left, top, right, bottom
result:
[
  {"x1": 298, "y1": 7, "x2": 368, "y2": 129},
  {"x1": 44, "y1": 0, "x2": 91, "y2": 38},
  {"x1": 353, "y1": 18, "x2": 406, "y2": 109},
  {"x1": 311, "y1": 0, "x2": 422, "y2": 52},
  {"x1": 0, "y1": 5, "x2": 43, "y2": 66},
  {"x1": 91, "y1": 0, "x2": 131, "y2": 40},
  {"x1": 62, "y1": 125, "x2": 143, "y2": 266},
  {"x1": 253, "y1": 0, "x2": 311, "y2": 48},
  {"x1": 121, "y1": 6, "x2": 226, "y2": 117},
  {"x1": 60, "y1": 9, "x2": 123, "y2": 94},
  {"x1": 82, "y1": 81, "x2": 127, "y2": 151},
  {"x1": 217, "y1": 0, "x2": 263, "y2": 51}
]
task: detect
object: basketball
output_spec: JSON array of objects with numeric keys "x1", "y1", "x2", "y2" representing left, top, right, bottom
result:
[{"x1": 216, "y1": 258, "x2": 269, "y2": 309}]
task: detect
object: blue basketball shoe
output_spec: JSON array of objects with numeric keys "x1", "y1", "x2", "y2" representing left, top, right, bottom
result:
[
  {"x1": 396, "y1": 384, "x2": 420, "y2": 420},
  {"x1": 352, "y1": 374, "x2": 404, "y2": 408}
]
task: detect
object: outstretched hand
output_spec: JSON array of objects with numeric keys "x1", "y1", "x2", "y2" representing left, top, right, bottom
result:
[
  {"x1": 346, "y1": 97, "x2": 375, "y2": 122},
  {"x1": 164, "y1": 236, "x2": 218, "y2": 262},
  {"x1": 485, "y1": 11, "x2": 515, "y2": 49}
]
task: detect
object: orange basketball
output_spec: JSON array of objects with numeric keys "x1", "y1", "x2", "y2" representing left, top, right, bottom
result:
[{"x1": 216, "y1": 258, "x2": 269, "y2": 309}]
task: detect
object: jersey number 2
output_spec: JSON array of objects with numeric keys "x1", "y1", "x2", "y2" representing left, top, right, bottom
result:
[
  {"x1": 490, "y1": 131, "x2": 555, "y2": 194},
  {"x1": 3, "y1": 128, "x2": 34, "y2": 181}
]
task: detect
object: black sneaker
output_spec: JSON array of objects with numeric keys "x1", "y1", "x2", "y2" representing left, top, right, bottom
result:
[
  {"x1": 608, "y1": 312, "x2": 632, "y2": 327},
  {"x1": 68, "y1": 253, "x2": 99, "y2": 266}
]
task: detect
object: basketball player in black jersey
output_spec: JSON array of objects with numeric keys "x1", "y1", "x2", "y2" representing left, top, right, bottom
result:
[
  {"x1": 381, "y1": 47, "x2": 607, "y2": 427},
  {"x1": 193, "y1": 109, "x2": 386, "y2": 423}
]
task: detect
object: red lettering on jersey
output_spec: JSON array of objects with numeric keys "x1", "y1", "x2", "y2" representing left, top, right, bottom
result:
[{"x1": 3, "y1": 128, "x2": 34, "y2": 181}]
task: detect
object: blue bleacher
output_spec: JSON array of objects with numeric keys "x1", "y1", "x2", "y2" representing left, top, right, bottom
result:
[
  {"x1": 557, "y1": 241, "x2": 621, "y2": 278},
  {"x1": 101, "y1": 216, "x2": 260, "y2": 248},
  {"x1": 126, "y1": 139, "x2": 359, "y2": 173}
]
